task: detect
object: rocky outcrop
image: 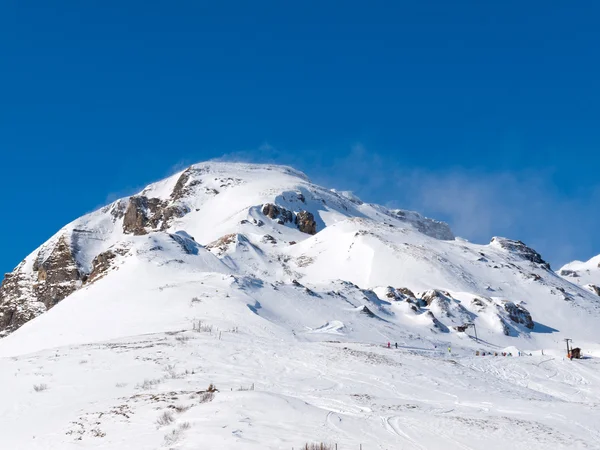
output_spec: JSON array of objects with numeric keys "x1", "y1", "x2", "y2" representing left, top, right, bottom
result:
[
  {"x1": 262, "y1": 204, "x2": 294, "y2": 225},
  {"x1": 33, "y1": 236, "x2": 83, "y2": 308},
  {"x1": 0, "y1": 262, "x2": 41, "y2": 335},
  {"x1": 261, "y1": 235, "x2": 277, "y2": 245},
  {"x1": 0, "y1": 235, "x2": 84, "y2": 335},
  {"x1": 86, "y1": 244, "x2": 130, "y2": 284},
  {"x1": 261, "y1": 204, "x2": 317, "y2": 235},
  {"x1": 397, "y1": 287, "x2": 416, "y2": 299},
  {"x1": 559, "y1": 269, "x2": 579, "y2": 278},
  {"x1": 123, "y1": 196, "x2": 150, "y2": 235},
  {"x1": 295, "y1": 211, "x2": 317, "y2": 235},
  {"x1": 421, "y1": 289, "x2": 453, "y2": 307},
  {"x1": 490, "y1": 237, "x2": 551, "y2": 270},
  {"x1": 502, "y1": 301, "x2": 534, "y2": 329},
  {"x1": 421, "y1": 290, "x2": 474, "y2": 327},
  {"x1": 384, "y1": 287, "x2": 419, "y2": 308},
  {"x1": 87, "y1": 250, "x2": 118, "y2": 284},
  {"x1": 122, "y1": 196, "x2": 189, "y2": 235},
  {"x1": 205, "y1": 233, "x2": 257, "y2": 256}
]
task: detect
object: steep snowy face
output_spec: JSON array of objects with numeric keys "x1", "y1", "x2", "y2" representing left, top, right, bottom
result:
[
  {"x1": 1, "y1": 161, "x2": 600, "y2": 352},
  {"x1": 559, "y1": 255, "x2": 600, "y2": 296}
]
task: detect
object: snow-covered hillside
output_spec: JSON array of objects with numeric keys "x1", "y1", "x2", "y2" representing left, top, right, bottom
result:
[
  {"x1": 1, "y1": 161, "x2": 600, "y2": 449},
  {"x1": 559, "y1": 255, "x2": 600, "y2": 296}
]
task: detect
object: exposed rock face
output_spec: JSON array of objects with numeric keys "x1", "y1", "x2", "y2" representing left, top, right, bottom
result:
[
  {"x1": 86, "y1": 245, "x2": 130, "y2": 284},
  {"x1": 397, "y1": 287, "x2": 416, "y2": 299},
  {"x1": 0, "y1": 235, "x2": 83, "y2": 335},
  {"x1": 491, "y1": 237, "x2": 551, "y2": 270},
  {"x1": 123, "y1": 196, "x2": 151, "y2": 235},
  {"x1": 559, "y1": 269, "x2": 579, "y2": 278},
  {"x1": 122, "y1": 196, "x2": 188, "y2": 235},
  {"x1": 421, "y1": 290, "x2": 474, "y2": 327},
  {"x1": 384, "y1": 286, "x2": 400, "y2": 300},
  {"x1": 33, "y1": 236, "x2": 82, "y2": 308},
  {"x1": 261, "y1": 235, "x2": 277, "y2": 245},
  {"x1": 295, "y1": 210, "x2": 317, "y2": 235},
  {"x1": 262, "y1": 204, "x2": 317, "y2": 235},
  {"x1": 384, "y1": 287, "x2": 418, "y2": 307},
  {"x1": 421, "y1": 289, "x2": 453, "y2": 307},
  {"x1": 205, "y1": 233, "x2": 257, "y2": 256},
  {"x1": 502, "y1": 301, "x2": 534, "y2": 329},
  {"x1": 87, "y1": 250, "x2": 118, "y2": 284},
  {"x1": 0, "y1": 262, "x2": 41, "y2": 335},
  {"x1": 206, "y1": 233, "x2": 238, "y2": 255},
  {"x1": 262, "y1": 204, "x2": 294, "y2": 225}
]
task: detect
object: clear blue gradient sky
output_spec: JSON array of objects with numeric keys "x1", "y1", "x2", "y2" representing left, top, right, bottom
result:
[{"x1": 1, "y1": 1, "x2": 599, "y2": 275}]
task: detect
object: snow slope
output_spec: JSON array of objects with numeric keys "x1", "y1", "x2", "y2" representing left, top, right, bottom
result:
[
  {"x1": 1, "y1": 161, "x2": 600, "y2": 449},
  {"x1": 559, "y1": 254, "x2": 600, "y2": 295}
]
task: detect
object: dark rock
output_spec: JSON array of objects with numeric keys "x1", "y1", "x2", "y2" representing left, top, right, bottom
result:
[
  {"x1": 205, "y1": 233, "x2": 238, "y2": 255},
  {"x1": 262, "y1": 204, "x2": 294, "y2": 224},
  {"x1": 586, "y1": 284, "x2": 600, "y2": 296},
  {"x1": 471, "y1": 297, "x2": 488, "y2": 310},
  {"x1": 107, "y1": 200, "x2": 127, "y2": 220},
  {"x1": 0, "y1": 262, "x2": 40, "y2": 333},
  {"x1": 123, "y1": 195, "x2": 189, "y2": 235},
  {"x1": 171, "y1": 168, "x2": 193, "y2": 201},
  {"x1": 123, "y1": 196, "x2": 150, "y2": 235},
  {"x1": 86, "y1": 247, "x2": 128, "y2": 284},
  {"x1": 262, "y1": 203, "x2": 279, "y2": 219},
  {"x1": 295, "y1": 210, "x2": 317, "y2": 235},
  {"x1": 559, "y1": 269, "x2": 579, "y2": 278},
  {"x1": 502, "y1": 301, "x2": 534, "y2": 329},
  {"x1": 33, "y1": 236, "x2": 83, "y2": 309},
  {"x1": 421, "y1": 289, "x2": 453, "y2": 307},
  {"x1": 491, "y1": 237, "x2": 551, "y2": 270},
  {"x1": 1, "y1": 234, "x2": 89, "y2": 335},
  {"x1": 397, "y1": 287, "x2": 416, "y2": 299},
  {"x1": 261, "y1": 235, "x2": 277, "y2": 244}
]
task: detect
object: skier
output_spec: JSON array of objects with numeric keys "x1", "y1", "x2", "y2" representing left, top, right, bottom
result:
[
  {"x1": 395, "y1": 342, "x2": 398, "y2": 349},
  {"x1": 448, "y1": 346, "x2": 451, "y2": 355},
  {"x1": 387, "y1": 342, "x2": 391, "y2": 349}
]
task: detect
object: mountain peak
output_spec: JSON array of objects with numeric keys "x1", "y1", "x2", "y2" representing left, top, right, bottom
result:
[{"x1": 1, "y1": 160, "x2": 598, "y2": 350}]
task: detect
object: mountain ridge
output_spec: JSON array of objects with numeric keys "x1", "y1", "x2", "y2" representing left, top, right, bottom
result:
[{"x1": 0, "y1": 161, "x2": 598, "y2": 350}]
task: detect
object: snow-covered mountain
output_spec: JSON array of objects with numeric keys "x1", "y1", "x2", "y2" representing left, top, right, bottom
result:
[
  {"x1": 559, "y1": 255, "x2": 600, "y2": 296},
  {"x1": 1, "y1": 162, "x2": 600, "y2": 449},
  {"x1": 2, "y1": 161, "x2": 598, "y2": 349}
]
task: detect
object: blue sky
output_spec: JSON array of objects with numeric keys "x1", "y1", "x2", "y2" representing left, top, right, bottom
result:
[{"x1": 1, "y1": 1, "x2": 599, "y2": 275}]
